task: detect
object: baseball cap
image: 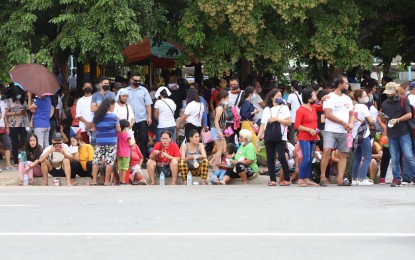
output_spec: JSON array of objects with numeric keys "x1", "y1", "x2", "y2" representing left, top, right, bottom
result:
[
  {"x1": 118, "y1": 88, "x2": 129, "y2": 96},
  {"x1": 383, "y1": 82, "x2": 399, "y2": 95},
  {"x1": 52, "y1": 132, "x2": 63, "y2": 140},
  {"x1": 409, "y1": 81, "x2": 415, "y2": 90}
]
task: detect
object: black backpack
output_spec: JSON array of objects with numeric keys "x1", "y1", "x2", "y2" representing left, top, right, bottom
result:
[{"x1": 264, "y1": 107, "x2": 283, "y2": 142}]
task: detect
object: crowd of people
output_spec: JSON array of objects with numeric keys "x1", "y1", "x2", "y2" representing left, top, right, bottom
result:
[{"x1": 1, "y1": 70, "x2": 415, "y2": 187}]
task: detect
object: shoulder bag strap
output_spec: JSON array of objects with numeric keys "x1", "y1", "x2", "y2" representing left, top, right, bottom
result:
[
  {"x1": 235, "y1": 91, "x2": 243, "y2": 106},
  {"x1": 161, "y1": 99, "x2": 174, "y2": 117},
  {"x1": 294, "y1": 93, "x2": 302, "y2": 105}
]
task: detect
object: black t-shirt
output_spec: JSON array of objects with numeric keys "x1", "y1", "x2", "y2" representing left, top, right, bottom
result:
[
  {"x1": 381, "y1": 96, "x2": 411, "y2": 138},
  {"x1": 169, "y1": 88, "x2": 187, "y2": 119}
]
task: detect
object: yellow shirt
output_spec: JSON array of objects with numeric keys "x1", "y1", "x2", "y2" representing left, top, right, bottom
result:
[{"x1": 79, "y1": 144, "x2": 94, "y2": 171}]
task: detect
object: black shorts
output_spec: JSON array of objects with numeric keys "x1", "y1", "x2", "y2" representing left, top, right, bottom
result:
[
  {"x1": 50, "y1": 167, "x2": 65, "y2": 177},
  {"x1": 225, "y1": 162, "x2": 255, "y2": 178}
]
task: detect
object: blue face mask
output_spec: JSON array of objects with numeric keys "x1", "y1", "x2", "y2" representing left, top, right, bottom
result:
[
  {"x1": 275, "y1": 97, "x2": 284, "y2": 105},
  {"x1": 16, "y1": 94, "x2": 22, "y2": 99}
]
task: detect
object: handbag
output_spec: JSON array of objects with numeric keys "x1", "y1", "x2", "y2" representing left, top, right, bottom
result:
[
  {"x1": 264, "y1": 107, "x2": 283, "y2": 142},
  {"x1": 201, "y1": 128, "x2": 214, "y2": 144}
]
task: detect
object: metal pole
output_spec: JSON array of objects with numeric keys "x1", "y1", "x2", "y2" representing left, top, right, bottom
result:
[{"x1": 408, "y1": 66, "x2": 412, "y2": 81}]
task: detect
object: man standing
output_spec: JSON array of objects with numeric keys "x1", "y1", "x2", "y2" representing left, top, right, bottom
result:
[
  {"x1": 90, "y1": 76, "x2": 116, "y2": 112},
  {"x1": 320, "y1": 76, "x2": 354, "y2": 186},
  {"x1": 287, "y1": 81, "x2": 302, "y2": 144},
  {"x1": 126, "y1": 72, "x2": 152, "y2": 163},
  {"x1": 378, "y1": 82, "x2": 415, "y2": 187},
  {"x1": 76, "y1": 81, "x2": 94, "y2": 144}
]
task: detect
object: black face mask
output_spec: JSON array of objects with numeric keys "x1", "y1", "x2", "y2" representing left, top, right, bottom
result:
[
  {"x1": 341, "y1": 89, "x2": 348, "y2": 94},
  {"x1": 102, "y1": 85, "x2": 110, "y2": 91},
  {"x1": 84, "y1": 87, "x2": 92, "y2": 94},
  {"x1": 132, "y1": 82, "x2": 140, "y2": 87},
  {"x1": 119, "y1": 99, "x2": 126, "y2": 104}
]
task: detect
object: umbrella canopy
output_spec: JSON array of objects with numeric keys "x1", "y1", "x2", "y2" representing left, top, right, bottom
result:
[
  {"x1": 9, "y1": 64, "x2": 60, "y2": 96},
  {"x1": 123, "y1": 37, "x2": 182, "y2": 68}
]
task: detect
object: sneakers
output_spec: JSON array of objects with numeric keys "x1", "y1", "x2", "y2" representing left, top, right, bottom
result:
[
  {"x1": 351, "y1": 180, "x2": 358, "y2": 186},
  {"x1": 402, "y1": 179, "x2": 412, "y2": 185},
  {"x1": 390, "y1": 178, "x2": 402, "y2": 187},
  {"x1": 379, "y1": 178, "x2": 385, "y2": 185},
  {"x1": 357, "y1": 179, "x2": 374, "y2": 186}
]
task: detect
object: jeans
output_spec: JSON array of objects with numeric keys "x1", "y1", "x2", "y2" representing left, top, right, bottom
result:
[
  {"x1": 265, "y1": 140, "x2": 289, "y2": 182},
  {"x1": 156, "y1": 126, "x2": 176, "y2": 143},
  {"x1": 133, "y1": 121, "x2": 148, "y2": 159},
  {"x1": 388, "y1": 133, "x2": 415, "y2": 180},
  {"x1": 401, "y1": 138, "x2": 415, "y2": 181},
  {"x1": 9, "y1": 127, "x2": 27, "y2": 165},
  {"x1": 299, "y1": 140, "x2": 314, "y2": 179},
  {"x1": 34, "y1": 127, "x2": 50, "y2": 150},
  {"x1": 380, "y1": 146, "x2": 390, "y2": 178},
  {"x1": 352, "y1": 137, "x2": 372, "y2": 180}
]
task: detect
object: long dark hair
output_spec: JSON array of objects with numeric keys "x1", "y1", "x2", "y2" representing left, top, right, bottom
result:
[
  {"x1": 265, "y1": 89, "x2": 281, "y2": 108},
  {"x1": 12, "y1": 86, "x2": 25, "y2": 104},
  {"x1": 186, "y1": 89, "x2": 200, "y2": 103},
  {"x1": 25, "y1": 133, "x2": 43, "y2": 158},
  {"x1": 241, "y1": 86, "x2": 254, "y2": 103},
  {"x1": 93, "y1": 98, "x2": 115, "y2": 124}
]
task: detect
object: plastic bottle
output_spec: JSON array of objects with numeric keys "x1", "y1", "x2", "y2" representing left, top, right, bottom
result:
[
  {"x1": 159, "y1": 171, "x2": 165, "y2": 185},
  {"x1": 347, "y1": 133, "x2": 353, "y2": 149},
  {"x1": 20, "y1": 151, "x2": 27, "y2": 164},
  {"x1": 187, "y1": 172, "x2": 192, "y2": 186},
  {"x1": 23, "y1": 173, "x2": 29, "y2": 186}
]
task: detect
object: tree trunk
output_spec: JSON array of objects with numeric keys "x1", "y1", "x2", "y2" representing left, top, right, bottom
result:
[{"x1": 194, "y1": 63, "x2": 203, "y2": 85}]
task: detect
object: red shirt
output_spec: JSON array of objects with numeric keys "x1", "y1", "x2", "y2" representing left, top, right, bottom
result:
[
  {"x1": 211, "y1": 89, "x2": 219, "y2": 107},
  {"x1": 130, "y1": 144, "x2": 144, "y2": 167},
  {"x1": 152, "y1": 142, "x2": 181, "y2": 164},
  {"x1": 294, "y1": 105, "x2": 322, "y2": 141},
  {"x1": 71, "y1": 105, "x2": 79, "y2": 126}
]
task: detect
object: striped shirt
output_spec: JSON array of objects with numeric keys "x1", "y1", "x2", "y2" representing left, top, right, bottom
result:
[{"x1": 95, "y1": 113, "x2": 119, "y2": 145}]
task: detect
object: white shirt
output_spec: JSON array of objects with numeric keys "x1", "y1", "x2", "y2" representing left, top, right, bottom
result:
[
  {"x1": 323, "y1": 92, "x2": 353, "y2": 133},
  {"x1": 261, "y1": 105, "x2": 291, "y2": 141},
  {"x1": 287, "y1": 91, "x2": 302, "y2": 121},
  {"x1": 408, "y1": 94, "x2": 415, "y2": 106},
  {"x1": 352, "y1": 103, "x2": 371, "y2": 138},
  {"x1": 114, "y1": 102, "x2": 135, "y2": 123},
  {"x1": 67, "y1": 74, "x2": 77, "y2": 90},
  {"x1": 76, "y1": 96, "x2": 94, "y2": 132},
  {"x1": 369, "y1": 105, "x2": 378, "y2": 125},
  {"x1": 251, "y1": 94, "x2": 264, "y2": 122},
  {"x1": 0, "y1": 100, "x2": 6, "y2": 127},
  {"x1": 41, "y1": 143, "x2": 70, "y2": 169},
  {"x1": 154, "y1": 98, "x2": 177, "y2": 128},
  {"x1": 227, "y1": 91, "x2": 244, "y2": 123},
  {"x1": 184, "y1": 101, "x2": 204, "y2": 127}
]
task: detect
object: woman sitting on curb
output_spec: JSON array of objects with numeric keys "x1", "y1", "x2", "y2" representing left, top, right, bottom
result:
[
  {"x1": 18, "y1": 133, "x2": 42, "y2": 185},
  {"x1": 179, "y1": 129, "x2": 209, "y2": 185}
]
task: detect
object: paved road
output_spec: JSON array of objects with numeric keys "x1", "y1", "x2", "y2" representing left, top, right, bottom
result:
[{"x1": 0, "y1": 186, "x2": 414, "y2": 259}]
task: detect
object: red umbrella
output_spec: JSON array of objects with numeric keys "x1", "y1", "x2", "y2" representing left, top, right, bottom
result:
[{"x1": 9, "y1": 64, "x2": 60, "y2": 96}]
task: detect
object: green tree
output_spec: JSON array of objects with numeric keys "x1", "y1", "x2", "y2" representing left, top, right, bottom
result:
[{"x1": 0, "y1": 0, "x2": 166, "y2": 82}]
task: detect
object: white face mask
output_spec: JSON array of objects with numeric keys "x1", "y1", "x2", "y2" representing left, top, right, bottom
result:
[
  {"x1": 252, "y1": 94, "x2": 257, "y2": 99},
  {"x1": 405, "y1": 90, "x2": 410, "y2": 96},
  {"x1": 240, "y1": 141, "x2": 246, "y2": 146},
  {"x1": 360, "y1": 96, "x2": 369, "y2": 104},
  {"x1": 223, "y1": 101, "x2": 229, "y2": 106}
]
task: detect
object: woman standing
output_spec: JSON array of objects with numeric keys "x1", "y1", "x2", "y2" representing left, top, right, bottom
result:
[
  {"x1": 179, "y1": 129, "x2": 209, "y2": 185},
  {"x1": 6, "y1": 86, "x2": 27, "y2": 167},
  {"x1": 212, "y1": 90, "x2": 229, "y2": 170},
  {"x1": 294, "y1": 88, "x2": 320, "y2": 187},
  {"x1": 154, "y1": 87, "x2": 177, "y2": 142},
  {"x1": 87, "y1": 99, "x2": 120, "y2": 185},
  {"x1": 114, "y1": 88, "x2": 135, "y2": 126},
  {"x1": 239, "y1": 86, "x2": 259, "y2": 150},
  {"x1": 0, "y1": 86, "x2": 13, "y2": 170},
  {"x1": 257, "y1": 89, "x2": 292, "y2": 186},
  {"x1": 351, "y1": 90, "x2": 374, "y2": 185},
  {"x1": 176, "y1": 89, "x2": 204, "y2": 141}
]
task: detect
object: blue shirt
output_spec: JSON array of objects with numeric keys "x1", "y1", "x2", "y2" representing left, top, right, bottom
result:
[
  {"x1": 95, "y1": 113, "x2": 119, "y2": 145},
  {"x1": 126, "y1": 86, "x2": 152, "y2": 123},
  {"x1": 91, "y1": 91, "x2": 116, "y2": 107},
  {"x1": 200, "y1": 96, "x2": 208, "y2": 126},
  {"x1": 240, "y1": 100, "x2": 255, "y2": 121},
  {"x1": 33, "y1": 96, "x2": 51, "y2": 128}
]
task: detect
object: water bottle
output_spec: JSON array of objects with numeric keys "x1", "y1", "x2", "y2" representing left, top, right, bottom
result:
[
  {"x1": 23, "y1": 173, "x2": 29, "y2": 186},
  {"x1": 347, "y1": 133, "x2": 353, "y2": 149},
  {"x1": 20, "y1": 151, "x2": 27, "y2": 164},
  {"x1": 187, "y1": 172, "x2": 192, "y2": 186},
  {"x1": 159, "y1": 171, "x2": 165, "y2": 185}
]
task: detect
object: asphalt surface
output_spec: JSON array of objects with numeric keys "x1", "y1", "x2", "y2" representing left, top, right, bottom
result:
[{"x1": 0, "y1": 185, "x2": 414, "y2": 260}]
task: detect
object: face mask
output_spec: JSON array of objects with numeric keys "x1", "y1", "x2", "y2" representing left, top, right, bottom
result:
[
  {"x1": 231, "y1": 86, "x2": 239, "y2": 91},
  {"x1": 222, "y1": 101, "x2": 229, "y2": 106},
  {"x1": 275, "y1": 97, "x2": 284, "y2": 105},
  {"x1": 16, "y1": 94, "x2": 22, "y2": 99},
  {"x1": 132, "y1": 81, "x2": 141, "y2": 87},
  {"x1": 84, "y1": 87, "x2": 92, "y2": 94},
  {"x1": 360, "y1": 96, "x2": 369, "y2": 104},
  {"x1": 240, "y1": 142, "x2": 246, "y2": 146},
  {"x1": 252, "y1": 94, "x2": 257, "y2": 99},
  {"x1": 119, "y1": 99, "x2": 126, "y2": 104},
  {"x1": 102, "y1": 84, "x2": 110, "y2": 91},
  {"x1": 341, "y1": 89, "x2": 348, "y2": 94},
  {"x1": 369, "y1": 95, "x2": 374, "y2": 102},
  {"x1": 388, "y1": 94, "x2": 397, "y2": 101}
]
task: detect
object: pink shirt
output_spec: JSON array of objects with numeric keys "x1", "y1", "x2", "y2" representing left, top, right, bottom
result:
[{"x1": 117, "y1": 131, "x2": 131, "y2": 157}]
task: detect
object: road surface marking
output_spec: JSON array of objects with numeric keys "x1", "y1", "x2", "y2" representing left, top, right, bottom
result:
[
  {"x1": 0, "y1": 233, "x2": 414, "y2": 237},
  {"x1": 0, "y1": 205, "x2": 39, "y2": 207}
]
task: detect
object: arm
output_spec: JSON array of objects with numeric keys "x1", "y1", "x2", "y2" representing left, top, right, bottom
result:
[
  {"x1": 60, "y1": 126, "x2": 69, "y2": 143},
  {"x1": 115, "y1": 123, "x2": 121, "y2": 133},
  {"x1": 90, "y1": 102, "x2": 98, "y2": 112},
  {"x1": 39, "y1": 147, "x2": 53, "y2": 163},
  {"x1": 270, "y1": 116, "x2": 291, "y2": 127},
  {"x1": 73, "y1": 150, "x2": 80, "y2": 161},
  {"x1": 214, "y1": 106, "x2": 224, "y2": 139},
  {"x1": 153, "y1": 108, "x2": 159, "y2": 122},
  {"x1": 198, "y1": 143, "x2": 207, "y2": 159},
  {"x1": 324, "y1": 108, "x2": 350, "y2": 130},
  {"x1": 209, "y1": 97, "x2": 216, "y2": 113},
  {"x1": 176, "y1": 113, "x2": 188, "y2": 128},
  {"x1": 146, "y1": 105, "x2": 152, "y2": 125},
  {"x1": 258, "y1": 100, "x2": 266, "y2": 108}
]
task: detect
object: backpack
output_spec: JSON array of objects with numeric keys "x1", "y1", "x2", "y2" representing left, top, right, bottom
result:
[
  {"x1": 264, "y1": 106, "x2": 283, "y2": 142},
  {"x1": 226, "y1": 91, "x2": 243, "y2": 121},
  {"x1": 399, "y1": 96, "x2": 415, "y2": 137}
]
